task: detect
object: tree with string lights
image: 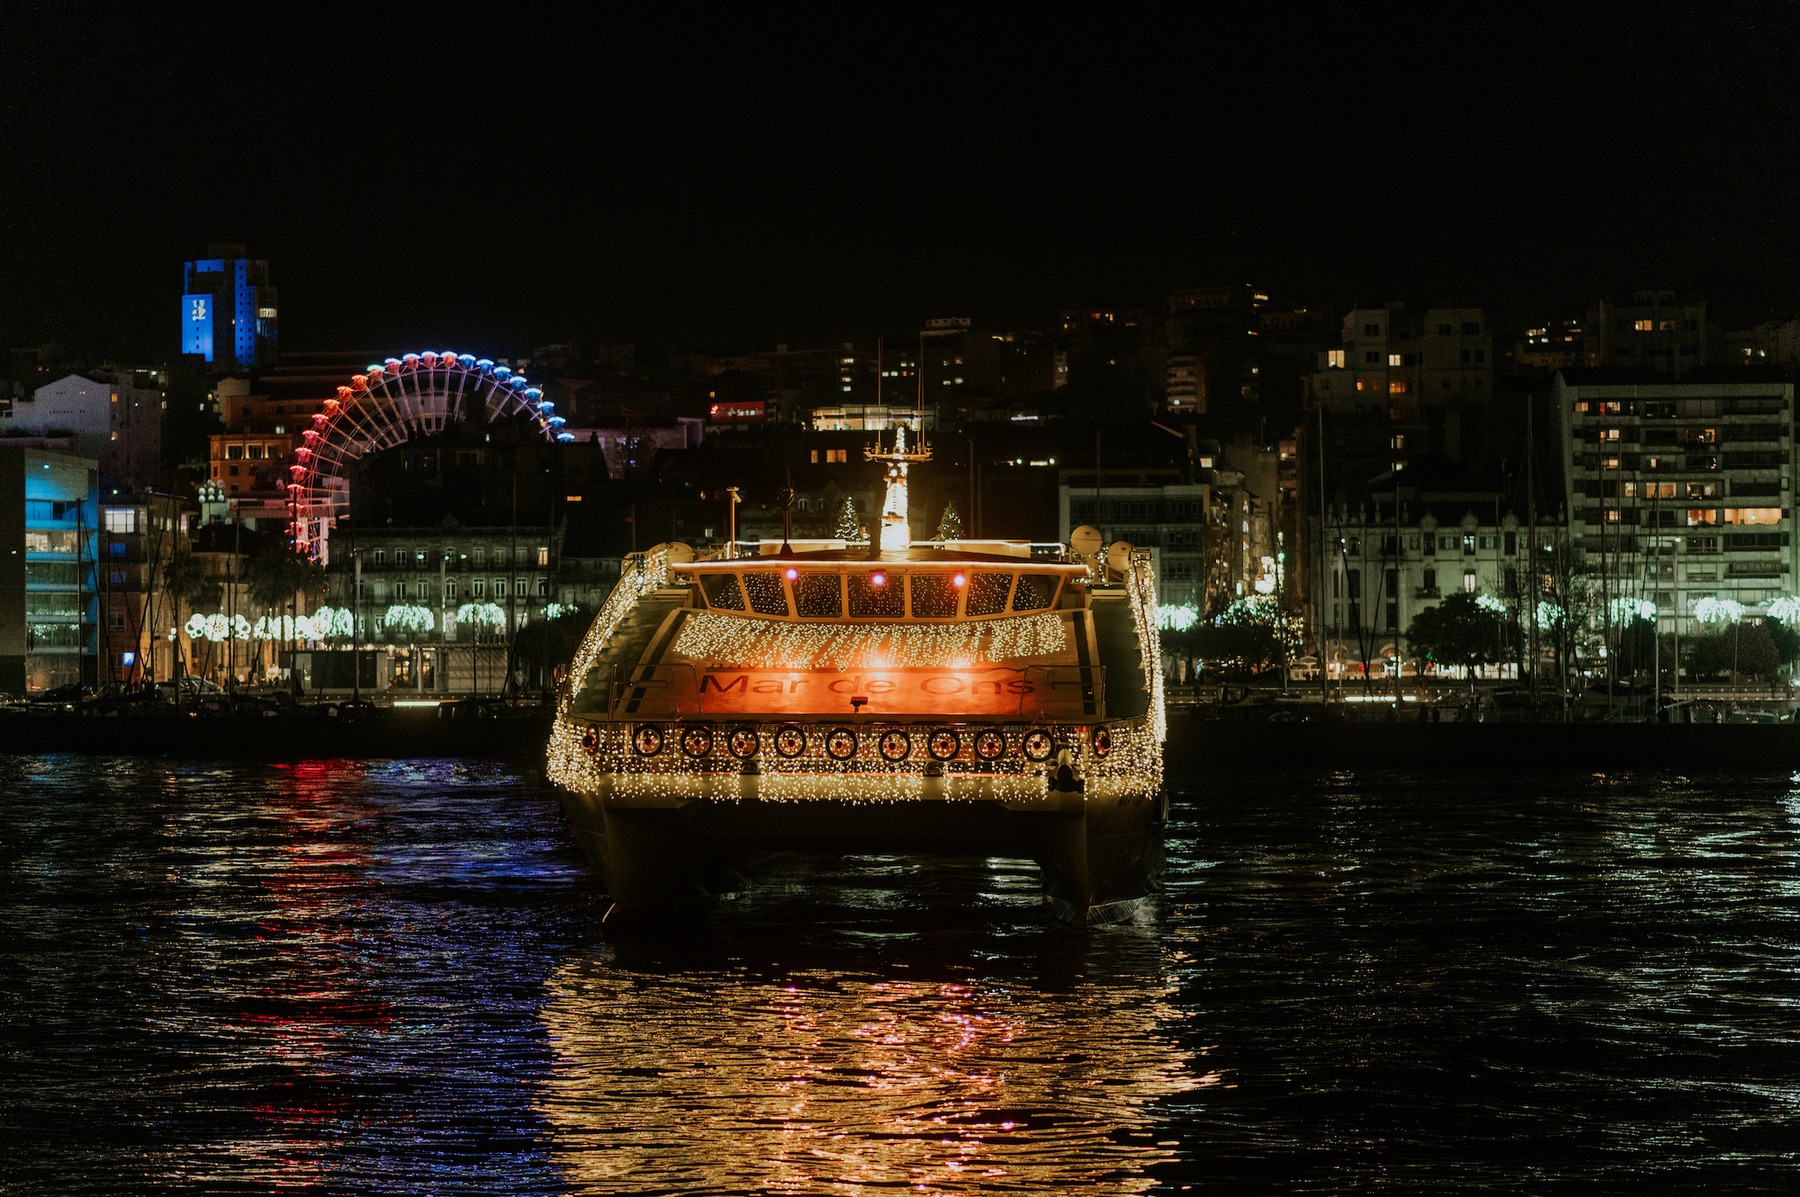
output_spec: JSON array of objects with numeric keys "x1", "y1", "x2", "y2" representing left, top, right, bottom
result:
[
  {"x1": 935, "y1": 500, "x2": 963, "y2": 543},
  {"x1": 834, "y1": 497, "x2": 866, "y2": 544}
]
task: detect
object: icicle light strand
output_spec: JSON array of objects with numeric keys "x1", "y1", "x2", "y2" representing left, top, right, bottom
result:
[{"x1": 671, "y1": 611, "x2": 1067, "y2": 669}]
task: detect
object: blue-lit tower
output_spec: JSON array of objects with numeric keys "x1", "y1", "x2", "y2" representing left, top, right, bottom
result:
[{"x1": 181, "y1": 244, "x2": 278, "y2": 370}]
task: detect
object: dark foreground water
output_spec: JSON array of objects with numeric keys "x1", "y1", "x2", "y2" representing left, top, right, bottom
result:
[{"x1": 3, "y1": 754, "x2": 1798, "y2": 1195}]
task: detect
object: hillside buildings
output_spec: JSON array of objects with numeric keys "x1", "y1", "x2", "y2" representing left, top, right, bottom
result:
[{"x1": 2, "y1": 370, "x2": 163, "y2": 491}]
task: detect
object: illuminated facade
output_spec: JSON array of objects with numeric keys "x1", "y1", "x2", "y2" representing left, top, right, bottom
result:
[
  {"x1": 0, "y1": 447, "x2": 99, "y2": 695},
  {"x1": 1556, "y1": 370, "x2": 1797, "y2": 629},
  {"x1": 181, "y1": 245, "x2": 278, "y2": 370},
  {"x1": 1310, "y1": 498, "x2": 1534, "y2": 676}
]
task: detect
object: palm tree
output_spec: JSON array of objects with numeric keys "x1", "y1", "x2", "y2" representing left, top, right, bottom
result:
[
  {"x1": 162, "y1": 551, "x2": 221, "y2": 677},
  {"x1": 241, "y1": 547, "x2": 327, "y2": 682}
]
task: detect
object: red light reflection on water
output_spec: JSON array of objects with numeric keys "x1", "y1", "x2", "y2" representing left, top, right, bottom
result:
[{"x1": 229, "y1": 760, "x2": 393, "y2": 1182}]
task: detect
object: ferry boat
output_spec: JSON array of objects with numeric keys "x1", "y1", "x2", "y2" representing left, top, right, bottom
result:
[{"x1": 546, "y1": 424, "x2": 1167, "y2": 925}]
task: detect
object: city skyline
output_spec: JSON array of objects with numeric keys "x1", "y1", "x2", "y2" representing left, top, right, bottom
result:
[{"x1": 7, "y1": 7, "x2": 1800, "y2": 360}]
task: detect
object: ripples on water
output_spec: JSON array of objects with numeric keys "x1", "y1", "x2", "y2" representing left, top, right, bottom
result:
[{"x1": 2, "y1": 754, "x2": 1798, "y2": 1194}]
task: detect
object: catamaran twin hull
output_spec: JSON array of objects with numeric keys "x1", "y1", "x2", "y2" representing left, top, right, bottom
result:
[{"x1": 547, "y1": 544, "x2": 1168, "y2": 925}]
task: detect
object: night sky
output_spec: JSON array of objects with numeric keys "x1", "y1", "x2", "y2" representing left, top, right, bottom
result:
[{"x1": 6, "y1": 4, "x2": 1799, "y2": 362}]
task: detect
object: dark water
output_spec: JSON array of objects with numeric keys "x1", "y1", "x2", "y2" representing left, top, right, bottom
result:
[{"x1": 3, "y1": 754, "x2": 1798, "y2": 1194}]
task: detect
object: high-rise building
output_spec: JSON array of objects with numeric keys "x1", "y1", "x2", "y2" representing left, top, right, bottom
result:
[
  {"x1": 181, "y1": 244, "x2": 278, "y2": 370},
  {"x1": 1556, "y1": 369, "x2": 1795, "y2": 631}
]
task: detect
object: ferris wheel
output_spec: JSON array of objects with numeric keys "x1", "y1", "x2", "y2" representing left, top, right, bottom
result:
[{"x1": 286, "y1": 350, "x2": 572, "y2": 558}]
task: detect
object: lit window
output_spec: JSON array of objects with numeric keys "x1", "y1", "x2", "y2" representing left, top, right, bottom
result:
[
  {"x1": 1463, "y1": 571, "x2": 1477, "y2": 592},
  {"x1": 537, "y1": 546, "x2": 549, "y2": 567},
  {"x1": 1634, "y1": 319, "x2": 1654, "y2": 331},
  {"x1": 1327, "y1": 349, "x2": 1346, "y2": 369},
  {"x1": 1387, "y1": 353, "x2": 1402, "y2": 367}
]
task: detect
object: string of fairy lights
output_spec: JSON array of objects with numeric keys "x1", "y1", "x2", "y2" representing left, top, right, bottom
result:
[
  {"x1": 553, "y1": 545, "x2": 669, "y2": 721},
  {"x1": 670, "y1": 611, "x2": 1068, "y2": 670}
]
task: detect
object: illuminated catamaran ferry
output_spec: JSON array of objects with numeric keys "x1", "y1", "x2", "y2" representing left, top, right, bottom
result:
[{"x1": 547, "y1": 423, "x2": 1167, "y2": 925}]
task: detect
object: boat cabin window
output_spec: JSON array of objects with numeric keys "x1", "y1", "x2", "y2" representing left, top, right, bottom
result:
[
  {"x1": 966, "y1": 573, "x2": 1012, "y2": 616},
  {"x1": 701, "y1": 572, "x2": 746, "y2": 611},
  {"x1": 794, "y1": 573, "x2": 843, "y2": 618},
  {"x1": 741, "y1": 570, "x2": 791, "y2": 616},
  {"x1": 1012, "y1": 573, "x2": 1060, "y2": 612},
  {"x1": 848, "y1": 571, "x2": 905, "y2": 618},
  {"x1": 909, "y1": 573, "x2": 960, "y2": 618}
]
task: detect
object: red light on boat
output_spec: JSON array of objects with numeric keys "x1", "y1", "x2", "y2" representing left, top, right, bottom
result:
[{"x1": 871, "y1": 571, "x2": 887, "y2": 588}]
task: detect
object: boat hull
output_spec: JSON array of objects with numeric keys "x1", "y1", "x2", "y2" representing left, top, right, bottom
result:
[{"x1": 552, "y1": 775, "x2": 1165, "y2": 926}]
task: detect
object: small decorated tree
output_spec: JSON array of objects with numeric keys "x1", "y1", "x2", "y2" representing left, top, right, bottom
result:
[
  {"x1": 834, "y1": 497, "x2": 865, "y2": 544},
  {"x1": 935, "y1": 500, "x2": 964, "y2": 543}
]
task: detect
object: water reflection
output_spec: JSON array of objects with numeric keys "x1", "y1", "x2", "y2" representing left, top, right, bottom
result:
[{"x1": 537, "y1": 861, "x2": 1205, "y2": 1195}]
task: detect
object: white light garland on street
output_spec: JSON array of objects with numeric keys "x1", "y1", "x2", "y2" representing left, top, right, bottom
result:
[
  {"x1": 382, "y1": 603, "x2": 436, "y2": 637},
  {"x1": 457, "y1": 602, "x2": 507, "y2": 630},
  {"x1": 1694, "y1": 596, "x2": 1745, "y2": 625},
  {"x1": 1158, "y1": 603, "x2": 1198, "y2": 632},
  {"x1": 671, "y1": 611, "x2": 1067, "y2": 669},
  {"x1": 1770, "y1": 595, "x2": 1800, "y2": 626}
]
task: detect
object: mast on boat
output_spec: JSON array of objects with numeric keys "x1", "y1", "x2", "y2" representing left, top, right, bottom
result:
[{"x1": 865, "y1": 420, "x2": 932, "y2": 552}]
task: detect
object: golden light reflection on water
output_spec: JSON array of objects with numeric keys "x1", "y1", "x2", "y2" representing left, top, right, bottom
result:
[{"x1": 537, "y1": 933, "x2": 1210, "y2": 1195}]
